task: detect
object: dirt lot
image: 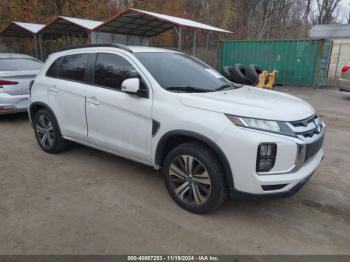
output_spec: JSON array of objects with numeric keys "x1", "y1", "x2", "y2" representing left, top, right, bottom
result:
[{"x1": 0, "y1": 87, "x2": 349, "y2": 255}]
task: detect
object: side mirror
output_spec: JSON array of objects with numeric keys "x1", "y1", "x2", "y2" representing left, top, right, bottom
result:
[{"x1": 121, "y1": 78, "x2": 140, "y2": 94}]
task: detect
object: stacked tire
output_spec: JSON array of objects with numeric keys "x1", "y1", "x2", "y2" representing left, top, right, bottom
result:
[
  {"x1": 246, "y1": 64, "x2": 263, "y2": 85},
  {"x1": 221, "y1": 64, "x2": 263, "y2": 85}
]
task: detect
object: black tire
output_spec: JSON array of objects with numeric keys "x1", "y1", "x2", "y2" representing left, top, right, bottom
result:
[
  {"x1": 230, "y1": 64, "x2": 251, "y2": 85},
  {"x1": 221, "y1": 66, "x2": 235, "y2": 81},
  {"x1": 162, "y1": 142, "x2": 227, "y2": 214},
  {"x1": 246, "y1": 64, "x2": 263, "y2": 85},
  {"x1": 33, "y1": 109, "x2": 67, "y2": 153}
]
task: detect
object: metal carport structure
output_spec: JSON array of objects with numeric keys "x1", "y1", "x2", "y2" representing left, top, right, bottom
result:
[
  {"x1": 35, "y1": 16, "x2": 103, "y2": 59},
  {"x1": 0, "y1": 22, "x2": 45, "y2": 58},
  {"x1": 38, "y1": 16, "x2": 103, "y2": 43},
  {"x1": 1, "y1": 9, "x2": 232, "y2": 61},
  {"x1": 94, "y1": 8, "x2": 232, "y2": 55}
]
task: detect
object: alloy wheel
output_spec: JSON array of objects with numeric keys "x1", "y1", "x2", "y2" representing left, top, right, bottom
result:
[
  {"x1": 36, "y1": 114, "x2": 55, "y2": 149},
  {"x1": 169, "y1": 155, "x2": 211, "y2": 205}
]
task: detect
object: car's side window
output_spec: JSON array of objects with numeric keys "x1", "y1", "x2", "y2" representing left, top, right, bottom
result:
[
  {"x1": 46, "y1": 57, "x2": 63, "y2": 78},
  {"x1": 94, "y1": 53, "x2": 139, "y2": 90},
  {"x1": 57, "y1": 53, "x2": 89, "y2": 82}
]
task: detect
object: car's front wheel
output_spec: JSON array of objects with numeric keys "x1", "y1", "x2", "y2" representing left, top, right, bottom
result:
[
  {"x1": 33, "y1": 109, "x2": 67, "y2": 153},
  {"x1": 163, "y1": 142, "x2": 227, "y2": 214}
]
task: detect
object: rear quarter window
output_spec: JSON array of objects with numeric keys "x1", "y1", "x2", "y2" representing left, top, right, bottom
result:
[
  {"x1": 57, "y1": 54, "x2": 89, "y2": 82},
  {"x1": 0, "y1": 58, "x2": 43, "y2": 71},
  {"x1": 46, "y1": 57, "x2": 63, "y2": 78}
]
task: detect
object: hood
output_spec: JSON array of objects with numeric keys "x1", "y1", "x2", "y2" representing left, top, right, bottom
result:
[{"x1": 178, "y1": 86, "x2": 315, "y2": 121}]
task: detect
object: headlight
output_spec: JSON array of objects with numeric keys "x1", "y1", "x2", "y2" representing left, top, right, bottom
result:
[{"x1": 226, "y1": 114, "x2": 295, "y2": 137}]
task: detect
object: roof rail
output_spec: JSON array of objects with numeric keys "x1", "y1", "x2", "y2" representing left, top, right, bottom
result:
[{"x1": 58, "y1": 43, "x2": 133, "y2": 53}]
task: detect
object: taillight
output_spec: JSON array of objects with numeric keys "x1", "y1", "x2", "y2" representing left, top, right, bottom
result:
[
  {"x1": 0, "y1": 80, "x2": 18, "y2": 85},
  {"x1": 341, "y1": 66, "x2": 350, "y2": 73}
]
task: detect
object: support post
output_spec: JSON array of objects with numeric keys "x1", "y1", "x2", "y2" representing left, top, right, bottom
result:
[
  {"x1": 334, "y1": 40, "x2": 342, "y2": 82},
  {"x1": 38, "y1": 34, "x2": 43, "y2": 61},
  {"x1": 72, "y1": 32, "x2": 75, "y2": 46},
  {"x1": 192, "y1": 30, "x2": 197, "y2": 56},
  {"x1": 206, "y1": 31, "x2": 210, "y2": 49},
  {"x1": 206, "y1": 31, "x2": 210, "y2": 63},
  {"x1": 178, "y1": 27, "x2": 182, "y2": 50},
  {"x1": 88, "y1": 30, "x2": 92, "y2": 45},
  {"x1": 33, "y1": 35, "x2": 38, "y2": 59},
  {"x1": 173, "y1": 26, "x2": 183, "y2": 50},
  {"x1": 65, "y1": 33, "x2": 68, "y2": 47}
]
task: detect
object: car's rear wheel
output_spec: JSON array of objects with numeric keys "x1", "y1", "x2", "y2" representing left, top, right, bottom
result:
[
  {"x1": 33, "y1": 109, "x2": 67, "y2": 153},
  {"x1": 163, "y1": 142, "x2": 227, "y2": 213}
]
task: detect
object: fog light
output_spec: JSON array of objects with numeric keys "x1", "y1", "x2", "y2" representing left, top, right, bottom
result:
[{"x1": 256, "y1": 143, "x2": 277, "y2": 172}]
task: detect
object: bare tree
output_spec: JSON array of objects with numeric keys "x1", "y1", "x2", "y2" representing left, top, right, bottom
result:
[
  {"x1": 304, "y1": 0, "x2": 312, "y2": 33},
  {"x1": 311, "y1": 0, "x2": 341, "y2": 24},
  {"x1": 55, "y1": 0, "x2": 67, "y2": 14},
  {"x1": 346, "y1": 3, "x2": 350, "y2": 24},
  {"x1": 242, "y1": 0, "x2": 305, "y2": 39}
]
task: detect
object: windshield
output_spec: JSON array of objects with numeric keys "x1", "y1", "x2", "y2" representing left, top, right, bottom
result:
[
  {"x1": 134, "y1": 52, "x2": 232, "y2": 92},
  {"x1": 0, "y1": 58, "x2": 43, "y2": 71}
]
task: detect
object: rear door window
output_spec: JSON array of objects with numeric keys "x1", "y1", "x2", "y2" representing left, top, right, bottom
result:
[
  {"x1": 93, "y1": 53, "x2": 138, "y2": 90},
  {"x1": 0, "y1": 58, "x2": 43, "y2": 71},
  {"x1": 58, "y1": 53, "x2": 89, "y2": 82}
]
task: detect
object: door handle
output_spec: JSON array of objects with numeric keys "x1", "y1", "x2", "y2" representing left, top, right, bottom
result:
[
  {"x1": 87, "y1": 96, "x2": 100, "y2": 106},
  {"x1": 50, "y1": 86, "x2": 59, "y2": 94}
]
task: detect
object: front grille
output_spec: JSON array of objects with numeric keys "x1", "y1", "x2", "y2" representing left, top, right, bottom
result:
[
  {"x1": 289, "y1": 115, "x2": 324, "y2": 140},
  {"x1": 305, "y1": 134, "x2": 324, "y2": 162},
  {"x1": 289, "y1": 115, "x2": 325, "y2": 165},
  {"x1": 290, "y1": 116, "x2": 315, "y2": 127}
]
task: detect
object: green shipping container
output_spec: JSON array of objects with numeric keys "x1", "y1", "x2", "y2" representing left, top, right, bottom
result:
[{"x1": 219, "y1": 39, "x2": 332, "y2": 87}]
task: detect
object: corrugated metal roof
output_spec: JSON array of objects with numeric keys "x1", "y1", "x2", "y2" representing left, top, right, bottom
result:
[
  {"x1": 0, "y1": 22, "x2": 45, "y2": 38},
  {"x1": 13, "y1": 22, "x2": 45, "y2": 33},
  {"x1": 38, "y1": 16, "x2": 103, "y2": 38},
  {"x1": 134, "y1": 9, "x2": 232, "y2": 33},
  {"x1": 310, "y1": 24, "x2": 350, "y2": 39},
  {"x1": 59, "y1": 16, "x2": 103, "y2": 30},
  {"x1": 96, "y1": 8, "x2": 232, "y2": 37}
]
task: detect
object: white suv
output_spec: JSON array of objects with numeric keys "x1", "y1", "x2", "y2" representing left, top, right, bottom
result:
[{"x1": 29, "y1": 44, "x2": 325, "y2": 213}]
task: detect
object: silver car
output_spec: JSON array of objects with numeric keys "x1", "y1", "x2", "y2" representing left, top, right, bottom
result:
[
  {"x1": 0, "y1": 53, "x2": 43, "y2": 114},
  {"x1": 338, "y1": 65, "x2": 350, "y2": 92}
]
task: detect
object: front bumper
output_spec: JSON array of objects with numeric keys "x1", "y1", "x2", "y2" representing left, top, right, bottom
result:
[
  {"x1": 0, "y1": 93, "x2": 28, "y2": 115},
  {"x1": 217, "y1": 124, "x2": 325, "y2": 196},
  {"x1": 230, "y1": 171, "x2": 315, "y2": 199}
]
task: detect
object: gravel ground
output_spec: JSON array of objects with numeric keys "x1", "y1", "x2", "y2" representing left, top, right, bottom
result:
[{"x1": 0, "y1": 86, "x2": 349, "y2": 255}]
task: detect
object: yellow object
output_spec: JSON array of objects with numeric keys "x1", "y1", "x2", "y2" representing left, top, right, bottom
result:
[{"x1": 257, "y1": 70, "x2": 277, "y2": 89}]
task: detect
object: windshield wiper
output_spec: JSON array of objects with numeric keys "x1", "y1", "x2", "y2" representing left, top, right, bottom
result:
[
  {"x1": 215, "y1": 83, "x2": 243, "y2": 91},
  {"x1": 166, "y1": 86, "x2": 213, "y2": 93}
]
